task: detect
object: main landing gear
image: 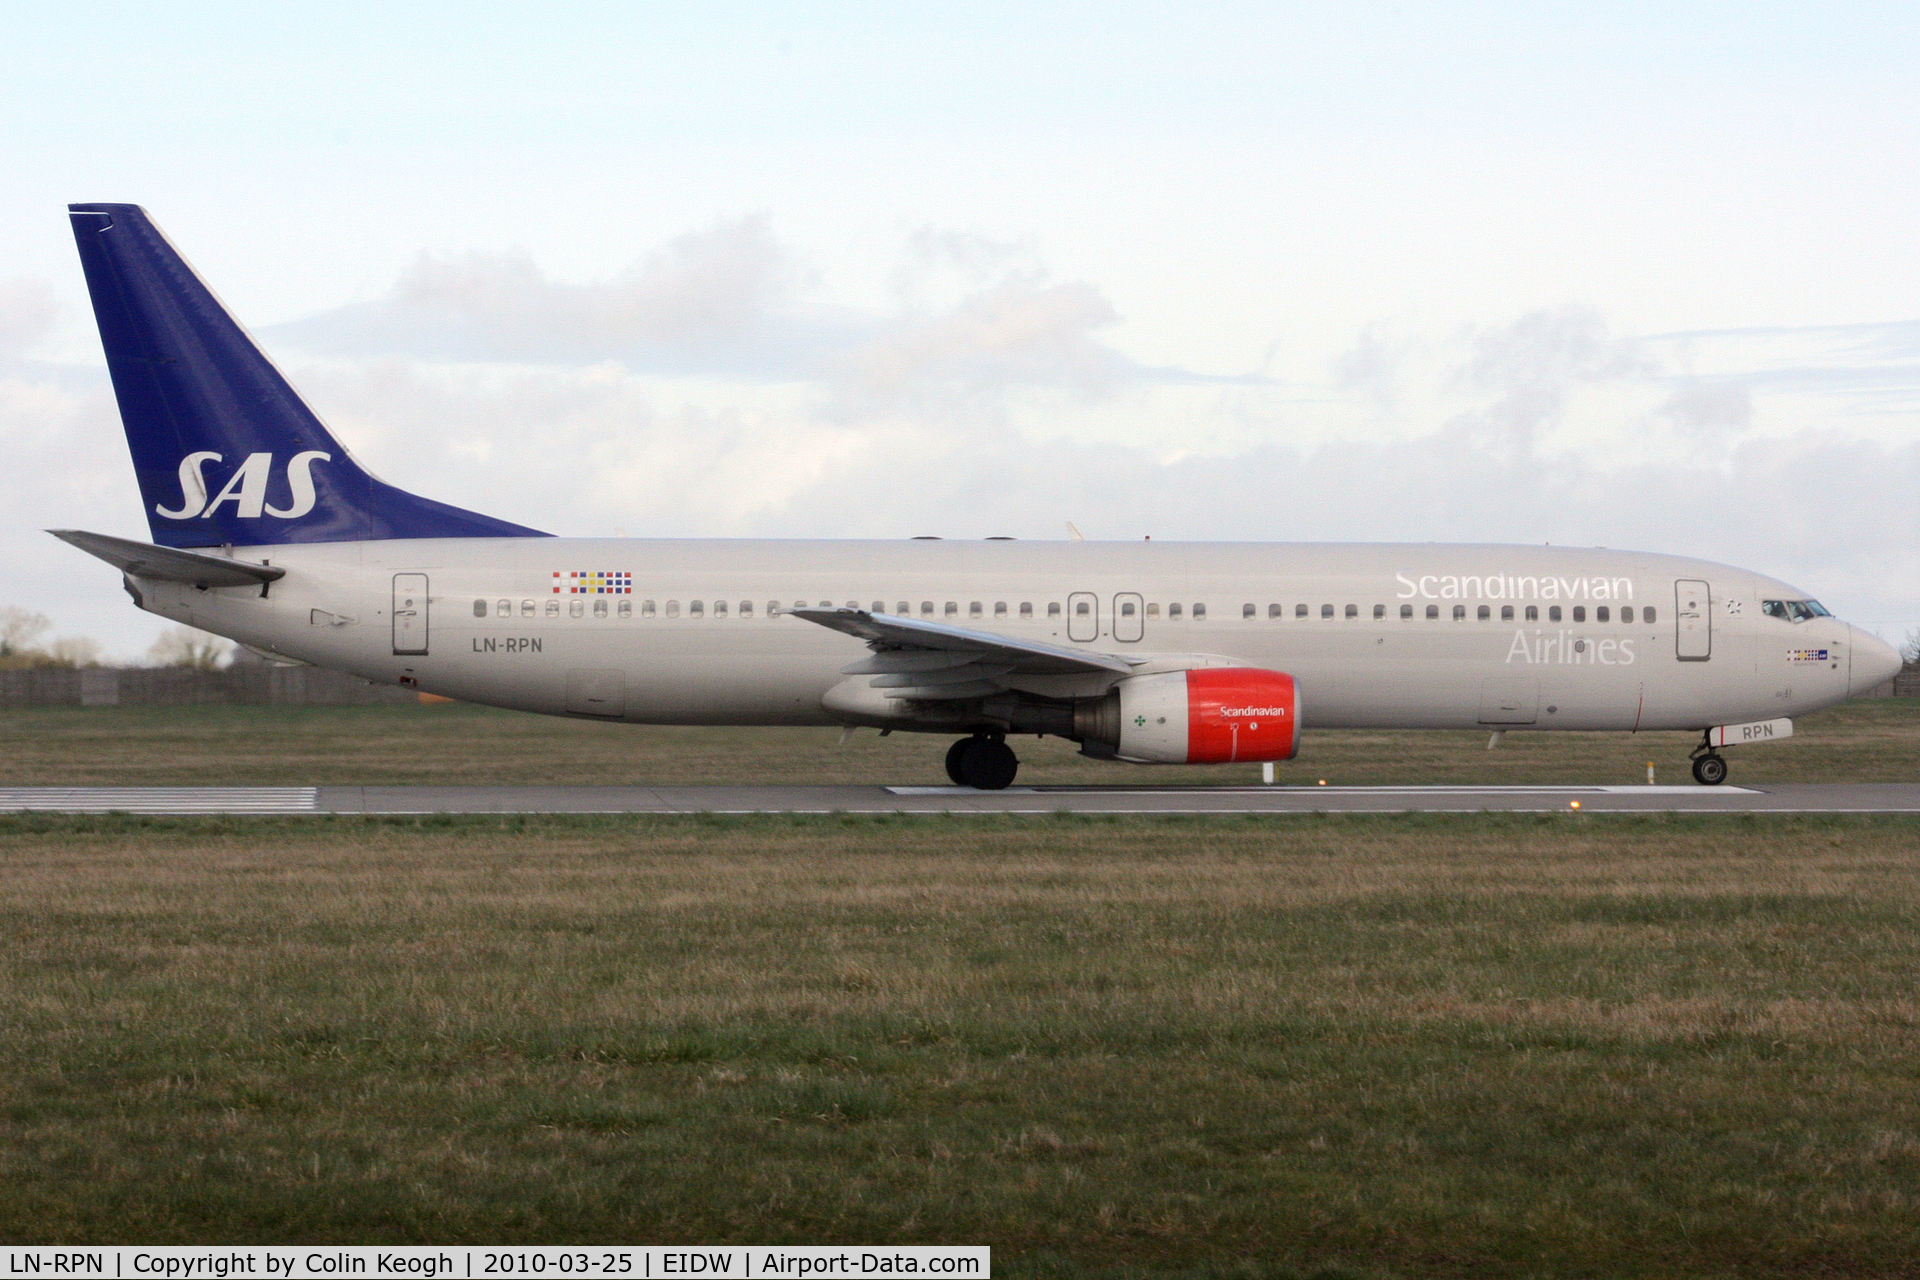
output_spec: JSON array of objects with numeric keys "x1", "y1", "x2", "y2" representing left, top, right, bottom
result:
[
  {"x1": 1690, "y1": 731, "x2": 1729, "y2": 786},
  {"x1": 946, "y1": 733, "x2": 1020, "y2": 790}
]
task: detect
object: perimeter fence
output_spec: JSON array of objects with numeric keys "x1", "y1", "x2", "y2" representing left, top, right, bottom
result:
[{"x1": 0, "y1": 665, "x2": 417, "y2": 707}]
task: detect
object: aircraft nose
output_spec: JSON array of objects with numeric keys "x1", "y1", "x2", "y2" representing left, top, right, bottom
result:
[{"x1": 1850, "y1": 627, "x2": 1903, "y2": 697}]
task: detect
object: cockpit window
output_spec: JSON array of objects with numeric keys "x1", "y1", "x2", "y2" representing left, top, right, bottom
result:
[{"x1": 1762, "y1": 599, "x2": 1831, "y2": 623}]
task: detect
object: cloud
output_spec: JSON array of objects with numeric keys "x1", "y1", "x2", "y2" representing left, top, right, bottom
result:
[
  {"x1": 826, "y1": 276, "x2": 1125, "y2": 415},
  {"x1": 270, "y1": 219, "x2": 1240, "y2": 405},
  {"x1": 277, "y1": 216, "x2": 850, "y2": 378},
  {"x1": 0, "y1": 279, "x2": 57, "y2": 358},
  {"x1": 1449, "y1": 306, "x2": 1654, "y2": 462},
  {"x1": 1655, "y1": 378, "x2": 1753, "y2": 441}
]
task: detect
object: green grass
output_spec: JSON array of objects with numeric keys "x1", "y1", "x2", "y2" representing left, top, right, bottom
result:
[
  {"x1": 1, "y1": 695, "x2": 1916, "y2": 786},
  {"x1": 5, "y1": 813, "x2": 1920, "y2": 1276}
]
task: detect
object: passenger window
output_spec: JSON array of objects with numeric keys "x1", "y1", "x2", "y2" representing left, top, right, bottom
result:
[
  {"x1": 741, "y1": 601, "x2": 754, "y2": 617},
  {"x1": 689, "y1": 600, "x2": 703, "y2": 618},
  {"x1": 1243, "y1": 603, "x2": 1256, "y2": 619},
  {"x1": 1621, "y1": 606, "x2": 1633, "y2": 623},
  {"x1": 945, "y1": 602, "x2": 959, "y2": 618},
  {"x1": 1048, "y1": 602, "x2": 1062, "y2": 618},
  {"x1": 1452, "y1": 605, "x2": 1466, "y2": 621},
  {"x1": 872, "y1": 601, "x2": 885, "y2": 613},
  {"x1": 1269, "y1": 604, "x2": 1283, "y2": 619},
  {"x1": 472, "y1": 599, "x2": 487, "y2": 618},
  {"x1": 766, "y1": 601, "x2": 781, "y2": 616},
  {"x1": 1074, "y1": 600, "x2": 1090, "y2": 616},
  {"x1": 496, "y1": 599, "x2": 510, "y2": 618},
  {"x1": 714, "y1": 600, "x2": 727, "y2": 617},
  {"x1": 1476, "y1": 605, "x2": 1489, "y2": 621},
  {"x1": 1373, "y1": 604, "x2": 1385, "y2": 619},
  {"x1": 970, "y1": 602, "x2": 983, "y2": 618},
  {"x1": 1144, "y1": 603, "x2": 1158, "y2": 618},
  {"x1": 592, "y1": 599, "x2": 608, "y2": 618},
  {"x1": 521, "y1": 600, "x2": 535, "y2": 618},
  {"x1": 1193, "y1": 603, "x2": 1207, "y2": 620},
  {"x1": 921, "y1": 601, "x2": 935, "y2": 617},
  {"x1": 1596, "y1": 606, "x2": 1609, "y2": 623},
  {"x1": 1345, "y1": 604, "x2": 1358, "y2": 619},
  {"x1": 642, "y1": 599, "x2": 657, "y2": 617},
  {"x1": 666, "y1": 601, "x2": 680, "y2": 618},
  {"x1": 1400, "y1": 604, "x2": 1413, "y2": 620},
  {"x1": 618, "y1": 600, "x2": 632, "y2": 618},
  {"x1": 1121, "y1": 600, "x2": 1137, "y2": 617},
  {"x1": 1169, "y1": 603, "x2": 1183, "y2": 619},
  {"x1": 1549, "y1": 606, "x2": 1562, "y2": 622},
  {"x1": 1525, "y1": 605, "x2": 1538, "y2": 622},
  {"x1": 994, "y1": 602, "x2": 1007, "y2": 617},
  {"x1": 1572, "y1": 606, "x2": 1586, "y2": 623},
  {"x1": 1500, "y1": 605, "x2": 1513, "y2": 621},
  {"x1": 1426, "y1": 605, "x2": 1439, "y2": 620},
  {"x1": 570, "y1": 600, "x2": 584, "y2": 619},
  {"x1": 1644, "y1": 606, "x2": 1656, "y2": 623},
  {"x1": 1020, "y1": 602, "x2": 1034, "y2": 618},
  {"x1": 1296, "y1": 604, "x2": 1309, "y2": 619}
]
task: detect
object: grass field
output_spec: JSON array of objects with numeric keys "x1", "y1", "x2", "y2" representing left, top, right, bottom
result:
[
  {"x1": 4, "y1": 810, "x2": 1920, "y2": 1276},
  {"x1": 4, "y1": 701, "x2": 1918, "y2": 1274},
  {"x1": 1, "y1": 695, "x2": 1917, "y2": 787}
]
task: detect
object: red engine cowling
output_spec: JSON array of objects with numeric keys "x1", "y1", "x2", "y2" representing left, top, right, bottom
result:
[{"x1": 1109, "y1": 668, "x2": 1302, "y2": 764}]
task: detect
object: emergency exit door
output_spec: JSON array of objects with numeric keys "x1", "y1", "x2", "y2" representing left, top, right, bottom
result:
[
  {"x1": 1675, "y1": 578, "x2": 1710, "y2": 661},
  {"x1": 393, "y1": 573, "x2": 429, "y2": 655},
  {"x1": 1067, "y1": 591, "x2": 1099, "y2": 642}
]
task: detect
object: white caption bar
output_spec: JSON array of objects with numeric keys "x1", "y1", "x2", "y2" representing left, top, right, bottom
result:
[{"x1": 0, "y1": 1247, "x2": 989, "y2": 1280}]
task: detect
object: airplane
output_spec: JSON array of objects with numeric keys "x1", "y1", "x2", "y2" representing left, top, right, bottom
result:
[{"x1": 51, "y1": 204, "x2": 1904, "y2": 789}]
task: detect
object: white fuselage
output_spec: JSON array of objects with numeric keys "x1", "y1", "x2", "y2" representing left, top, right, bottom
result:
[{"x1": 128, "y1": 537, "x2": 1882, "y2": 736}]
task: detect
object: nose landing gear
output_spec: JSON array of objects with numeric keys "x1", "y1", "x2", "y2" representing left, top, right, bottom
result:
[
  {"x1": 945, "y1": 734, "x2": 1020, "y2": 790},
  {"x1": 1690, "y1": 731, "x2": 1729, "y2": 786}
]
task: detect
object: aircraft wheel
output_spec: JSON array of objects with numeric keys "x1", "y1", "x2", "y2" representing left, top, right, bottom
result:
[
  {"x1": 956, "y1": 736, "x2": 1019, "y2": 790},
  {"x1": 944, "y1": 738, "x2": 972, "y2": 786},
  {"x1": 1692, "y1": 753, "x2": 1729, "y2": 786}
]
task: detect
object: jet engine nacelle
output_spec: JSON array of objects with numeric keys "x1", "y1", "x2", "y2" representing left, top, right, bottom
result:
[{"x1": 1077, "y1": 667, "x2": 1302, "y2": 764}]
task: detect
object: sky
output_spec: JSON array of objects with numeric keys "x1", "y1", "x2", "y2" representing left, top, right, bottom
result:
[{"x1": 5, "y1": 2, "x2": 1919, "y2": 659}]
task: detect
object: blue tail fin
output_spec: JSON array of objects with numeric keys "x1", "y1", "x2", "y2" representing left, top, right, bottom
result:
[{"x1": 68, "y1": 203, "x2": 548, "y2": 547}]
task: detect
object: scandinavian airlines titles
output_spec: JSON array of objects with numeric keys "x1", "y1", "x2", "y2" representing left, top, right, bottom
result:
[{"x1": 1395, "y1": 571, "x2": 1635, "y2": 601}]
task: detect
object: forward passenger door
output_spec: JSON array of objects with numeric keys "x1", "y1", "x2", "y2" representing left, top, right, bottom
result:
[{"x1": 1675, "y1": 579, "x2": 1711, "y2": 661}]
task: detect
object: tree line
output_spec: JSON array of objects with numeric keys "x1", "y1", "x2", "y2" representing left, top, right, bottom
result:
[{"x1": 0, "y1": 607, "x2": 232, "y2": 671}]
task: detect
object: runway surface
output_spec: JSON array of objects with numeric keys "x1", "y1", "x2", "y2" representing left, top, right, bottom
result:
[{"x1": 4, "y1": 783, "x2": 1919, "y2": 815}]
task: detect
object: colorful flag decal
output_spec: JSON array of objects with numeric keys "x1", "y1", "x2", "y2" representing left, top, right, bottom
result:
[{"x1": 552, "y1": 571, "x2": 633, "y2": 595}]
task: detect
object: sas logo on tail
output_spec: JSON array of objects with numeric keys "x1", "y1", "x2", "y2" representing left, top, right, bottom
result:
[{"x1": 156, "y1": 451, "x2": 332, "y2": 520}]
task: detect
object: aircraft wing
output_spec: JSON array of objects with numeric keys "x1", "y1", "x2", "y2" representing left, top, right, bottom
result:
[
  {"x1": 49, "y1": 529, "x2": 286, "y2": 589},
  {"x1": 792, "y1": 607, "x2": 1135, "y2": 700}
]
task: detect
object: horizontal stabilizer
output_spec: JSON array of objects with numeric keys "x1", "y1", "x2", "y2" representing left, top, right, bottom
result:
[{"x1": 49, "y1": 529, "x2": 286, "y2": 588}]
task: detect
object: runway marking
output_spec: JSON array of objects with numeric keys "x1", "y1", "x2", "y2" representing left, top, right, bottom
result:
[
  {"x1": 885, "y1": 784, "x2": 1760, "y2": 796},
  {"x1": 0, "y1": 787, "x2": 319, "y2": 814}
]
